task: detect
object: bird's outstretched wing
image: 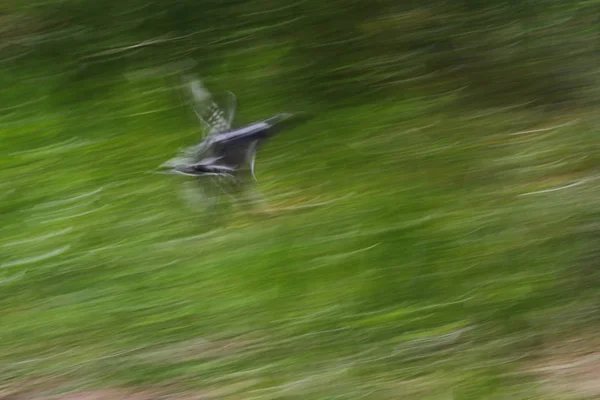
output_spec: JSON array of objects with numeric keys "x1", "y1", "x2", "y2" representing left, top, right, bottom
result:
[
  {"x1": 182, "y1": 75, "x2": 236, "y2": 136},
  {"x1": 160, "y1": 77, "x2": 237, "y2": 170}
]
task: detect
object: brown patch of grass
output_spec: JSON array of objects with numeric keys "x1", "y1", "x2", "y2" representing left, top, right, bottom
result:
[
  {"x1": 2, "y1": 387, "x2": 210, "y2": 400},
  {"x1": 43, "y1": 389, "x2": 160, "y2": 400},
  {"x1": 525, "y1": 334, "x2": 600, "y2": 398},
  {"x1": 0, "y1": 384, "x2": 264, "y2": 400}
]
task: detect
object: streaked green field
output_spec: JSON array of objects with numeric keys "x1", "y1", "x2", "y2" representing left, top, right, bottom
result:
[{"x1": 1, "y1": 74, "x2": 599, "y2": 399}]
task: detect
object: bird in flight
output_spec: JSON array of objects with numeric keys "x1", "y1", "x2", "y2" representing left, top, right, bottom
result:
[{"x1": 160, "y1": 75, "x2": 306, "y2": 211}]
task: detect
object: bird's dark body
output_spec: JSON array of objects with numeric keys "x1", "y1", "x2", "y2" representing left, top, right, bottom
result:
[
  {"x1": 178, "y1": 114, "x2": 293, "y2": 176},
  {"x1": 211, "y1": 121, "x2": 272, "y2": 163}
]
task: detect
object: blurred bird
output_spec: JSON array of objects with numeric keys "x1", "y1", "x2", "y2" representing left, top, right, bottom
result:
[{"x1": 160, "y1": 75, "x2": 307, "y2": 212}]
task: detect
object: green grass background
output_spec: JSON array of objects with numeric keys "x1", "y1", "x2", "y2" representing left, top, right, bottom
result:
[{"x1": 1, "y1": 68, "x2": 600, "y2": 399}]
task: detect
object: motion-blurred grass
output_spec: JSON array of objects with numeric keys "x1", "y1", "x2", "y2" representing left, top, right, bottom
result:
[{"x1": 1, "y1": 70, "x2": 600, "y2": 399}]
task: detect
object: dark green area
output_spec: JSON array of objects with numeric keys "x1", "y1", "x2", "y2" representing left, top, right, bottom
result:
[{"x1": 1, "y1": 1, "x2": 600, "y2": 399}]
